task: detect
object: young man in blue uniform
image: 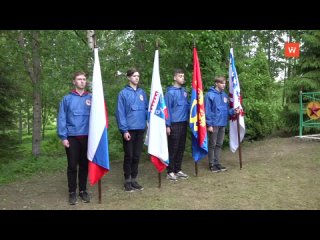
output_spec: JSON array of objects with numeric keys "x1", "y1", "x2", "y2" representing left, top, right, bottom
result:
[
  {"x1": 205, "y1": 76, "x2": 239, "y2": 173},
  {"x1": 165, "y1": 69, "x2": 190, "y2": 181},
  {"x1": 57, "y1": 71, "x2": 91, "y2": 205},
  {"x1": 116, "y1": 68, "x2": 148, "y2": 192}
]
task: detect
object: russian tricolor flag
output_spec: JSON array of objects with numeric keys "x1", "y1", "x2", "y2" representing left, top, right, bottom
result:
[{"x1": 87, "y1": 48, "x2": 110, "y2": 185}]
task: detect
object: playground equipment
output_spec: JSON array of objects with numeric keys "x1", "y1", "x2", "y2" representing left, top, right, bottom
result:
[{"x1": 299, "y1": 91, "x2": 320, "y2": 139}]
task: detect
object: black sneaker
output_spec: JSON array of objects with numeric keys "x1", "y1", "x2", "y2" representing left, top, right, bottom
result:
[
  {"x1": 79, "y1": 191, "x2": 90, "y2": 203},
  {"x1": 69, "y1": 192, "x2": 77, "y2": 205},
  {"x1": 216, "y1": 164, "x2": 227, "y2": 172},
  {"x1": 124, "y1": 182, "x2": 134, "y2": 192},
  {"x1": 210, "y1": 165, "x2": 221, "y2": 173},
  {"x1": 131, "y1": 181, "x2": 144, "y2": 191}
]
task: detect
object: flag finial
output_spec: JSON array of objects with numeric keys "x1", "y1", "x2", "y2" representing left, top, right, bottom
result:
[{"x1": 87, "y1": 30, "x2": 97, "y2": 50}]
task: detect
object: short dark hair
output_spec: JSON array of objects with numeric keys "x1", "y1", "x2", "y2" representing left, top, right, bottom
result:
[
  {"x1": 127, "y1": 68, "x2": 139, "y2": 77},
  {"x1": 174, "y1": 68, "x2": 184, "y2": 76}
]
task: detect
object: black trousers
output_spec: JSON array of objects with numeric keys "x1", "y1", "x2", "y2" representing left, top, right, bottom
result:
[
  {"x1": 122, "y1": 130, "x2": 145, "y2": 180},
  {"x1": 167, "y1": 121, "x2": 188, "y2": 174},
  {"x1": 65, "y1": 136, "x2": 88, "y2": 193}
]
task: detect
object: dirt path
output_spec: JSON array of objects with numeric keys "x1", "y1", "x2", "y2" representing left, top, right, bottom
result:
[{"x1": 1, "y1": 137, "x2": 319, "y2": 210}]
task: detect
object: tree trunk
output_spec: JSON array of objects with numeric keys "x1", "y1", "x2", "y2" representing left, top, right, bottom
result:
[
  {"x1": 282, "y1": 61, "x2": 287, "y2": 107},
  {"x1": 18, "y1": 30, "x2": 42, "y2": 157},
  {"x1": 32, "y1": 89, "x2": 41, "y2": 156},
  {"x1": 19, "y1": 99, "x2": 23, "y2": 144},
  {"x1": 42, "y1": 100, "x2": 47, "y2": 140},
  {"x1": 31, "y1": 32, "x2": 42, "y2": 157},
  {"x1": 267, "y1": 37, "x2": 272, "y2": 77},
  {"x1": 27, "y1": 107, "x2": 31, "y2": 135}
]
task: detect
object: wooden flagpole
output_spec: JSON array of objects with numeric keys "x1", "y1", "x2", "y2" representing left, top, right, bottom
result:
[
  {"x1": 236, "y1": 112, "x2": 243, "y2": 169},
  {"x1": 195, "y1": 162, "x2": 198, "y2": 177},
  {"x1": 98, "y1": 180, "x2": 102, "y2": 204},
  {"x1": 94, "y1": 34, "x2": 103, "y2": 203},
  {"x1": 88, "y1": 30, "x2": 103, "y2": 203},
  {"x1": 230, "y1": 44, "x2": 242, "y2": 170},
  {"x1": 158, "y1": 173, "x2": 161, "y2": 188}
]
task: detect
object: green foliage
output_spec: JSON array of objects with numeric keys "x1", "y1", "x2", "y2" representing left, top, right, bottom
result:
[
  {"x1": 0, "y1": 30, "x2": 305, "y2": 183},
  {"x1": 245, "y1": 100, "x2": 281, "y2": 139},
  {"x1": 193, "y1": 30, "x2": 240, "y2": 90},
  {"x1": 0, "y1": 74, "x2": 15, "y2": 129},
  {"x1": 105, "y1": 82, "x2": 126, "y2": 161},
  {"x1": 0, "y1": 134, "x2": 20, "y2": 165},
  {"x1": 279, "y1": 104, "x2": 300, "y2": 135},
  {"x1": 41, "y1": 130, "x2": 65, "y2": 157},
  {"x1": 0, "y1": 32, "x2": 26, "y2": 130},
  {"x1": 281, "y1": 30, "x2": 320, "y2": 134},
  {"x1": 235, "y1": 48, "x2": 281, "y2": 140},
  {"x1": 107, "y1": 116, "x2": 124, "y2": 161},
  {"x1": 0, "y1": 130, "x2": 66, "y2": 185}
]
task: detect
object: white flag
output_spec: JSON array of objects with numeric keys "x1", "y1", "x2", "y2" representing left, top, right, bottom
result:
[
  {"x1": 145, "y1": 50, "x2": 169, "y2": 172},
  {"x1": 229, "y1": 48, "x2": 245, "y2": 153}
]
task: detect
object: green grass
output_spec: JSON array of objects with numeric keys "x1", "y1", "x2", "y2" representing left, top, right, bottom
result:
[
  {"x1": 0, "y1": 130, "x2": 66, "y2": 184},
  {"x1": 0, "y1": 155, "x2": 66, "y2": 184},
  {"x1": 0, "y1": 125, "x2": 124, "y2": 185}
]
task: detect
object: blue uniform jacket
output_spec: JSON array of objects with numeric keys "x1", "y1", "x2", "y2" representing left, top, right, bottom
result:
[
  {"x1": 115, "y1": 85, "x2": 148, "y2": 133},
  {"x1": 57, "y1": 91, "x2": 92, "y2": 140},
  {"x1": 204, "y1": 87, "x2": 234, "y2": 127},
  {"x1": 164, "y1": 86, "x2": 190, "y2": 126}
]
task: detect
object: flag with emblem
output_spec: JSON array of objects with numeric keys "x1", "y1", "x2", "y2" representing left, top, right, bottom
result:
[
  {"x1": 229, "y1": 48, "x2": 245, "y2": 153},
  {"x1": 189, "y1": 47, "x2": 208, "y2": 161},
  {"x1": 145, "y1": 49, "x2": 169, "y2": 172}
]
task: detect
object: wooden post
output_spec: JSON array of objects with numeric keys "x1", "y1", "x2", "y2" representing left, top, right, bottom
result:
[
  {"x1": 88, "y1": 30, "x2": 104, "y2": 203},
  {"x1": 158, "y1": 173, "x2": 161, "y2": 188},
  {"x1": 237, "y1": 113, "x2": 243, "y2": 169},
  {"x1": 98, "y1": 180, "x2": 102, "y2": 204},
  {"x1": 195, "y1": 162, "x2": 198, "y2": 177}
]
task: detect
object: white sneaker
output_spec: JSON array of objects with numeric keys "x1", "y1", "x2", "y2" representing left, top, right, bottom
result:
[
  {"x1": 166, "y1": 172, "x2": 177, "y2": 181},
  {"x1": 176, "y1": 171, "x2": 189, "y2": 179}
]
